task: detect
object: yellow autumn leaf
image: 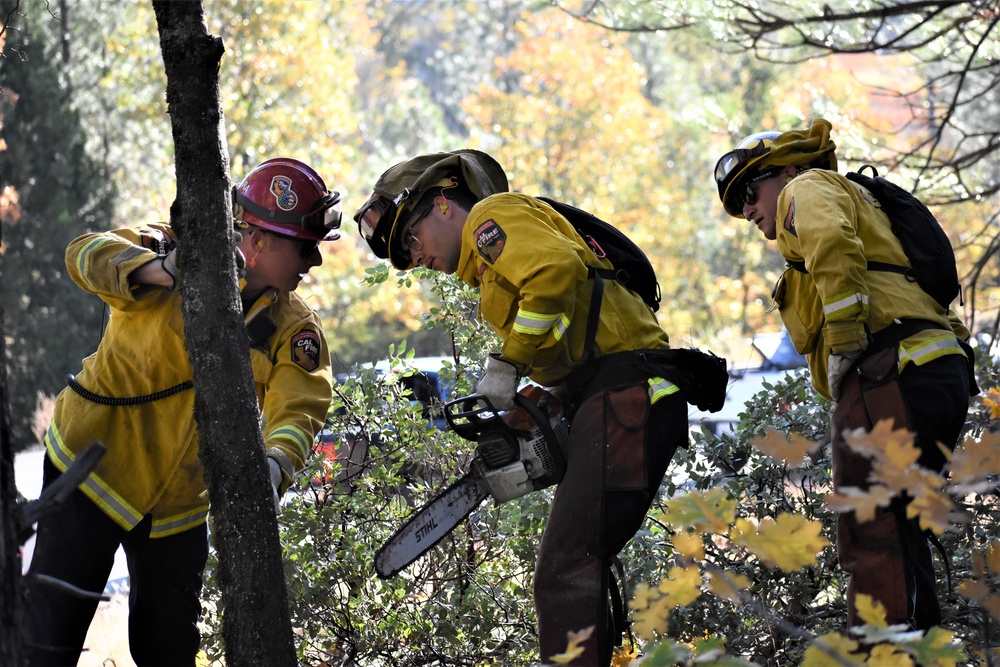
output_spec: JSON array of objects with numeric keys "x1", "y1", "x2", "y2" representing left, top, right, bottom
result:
[
  {"x1": 611, "y1": 645, "x2": 641, "y2": 667},
  {"x1": 957, "y1": 578, "x2": 990, "y2": 602},
  {"x1": 874, "y1": 460, "x2": 943, "y2": 497},
  {"x1": 673, "y1": 531, "x2": 705, "y2": 560},
  {"x1": 906, "y1": 486, "x2": 955, "y2": 534},
  {"x1": 660, "y1": 488, "x2": 737, "y2": 534},
  {"x1": 548, "y1": 626, "x2": 594, "y2": 664},
  {"x1": 949, "y1": 431, "x2": 1000, "y2": 484},
  {"x1": 632, "y1": 595, "x2": 673, "y2": 640},
  {"x1": 657, "y1": 565, "x2": 703, "y2": 607},
  {"x1": 854, "y1": 593, "x2": 888, "y2": 627},
  {"x1": 801, "y1": 632, "x2": 865, "y2": 666},
  {"x1": 707, "y1": 570, "x2": 751, "y2": 603},
  {"x1": 731, "y1": 514, "x2": 830, "y2": 572},
  {"x1": 984, "y1": 388, "x2": 1000, "y2": 420},
  {"x1": 752, "y1": 426, "x2": 820, "y2": 466},
  {"x1": 841, "y1": 420, "x2": 914, "y2": 463},
  {"x1": 866, "y1": 644, "x2": 915, "y2": 667},
  {"x1": 880, "y1": 430, "x2": 923, "y2": 470},
  {"x1": 826, "y1": 485, "x2": 894, "y2": 523}
]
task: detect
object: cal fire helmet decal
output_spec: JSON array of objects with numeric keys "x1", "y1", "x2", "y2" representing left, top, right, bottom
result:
[
  {"x1": 270, "y1": 175, "x2": 299, "y2": 211},
  {"x1": 783, "y1": 196, "x2": 797, "y2": 237},
  {"x1": 475, "y1": 219, "x2": 506, "y2": 264},
  {"x1": 291, "y1": 330, "x2": 321, "y2": 372}
]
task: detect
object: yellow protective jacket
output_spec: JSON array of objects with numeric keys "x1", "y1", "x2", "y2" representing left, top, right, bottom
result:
[
  {"x1": 45, "y1": 222, "x2": 332, "y2": 537},
  {"x1": 770, "y1": 169, "x2": 970, "y2": 400},
  {"x1": 455, "y1": 193, "x2": 670, "y2": 387}
]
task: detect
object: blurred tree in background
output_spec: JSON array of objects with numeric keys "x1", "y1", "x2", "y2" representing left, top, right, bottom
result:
[{"x1": 2, "y1": 0, "x2": 998, "y2": 661}]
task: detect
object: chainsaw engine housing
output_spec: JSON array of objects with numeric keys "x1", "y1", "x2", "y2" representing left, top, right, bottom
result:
[{"x1": 446, "y1": 388, "x2": 569, "y2": 503}]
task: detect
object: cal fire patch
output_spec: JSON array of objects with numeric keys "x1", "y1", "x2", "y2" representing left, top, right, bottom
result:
[
  {"x1": 270, "y1": 175, "x2": 298, "y2": 211},
  {"x1": 783, "y1": 197, "x2": 797, "y2": 237},
  {"x1": 475, "y1": 219, "x2": 506, "y2": 264},
  {"x1": 291, "y1": 330, "x2": 321, "y2": 372}
]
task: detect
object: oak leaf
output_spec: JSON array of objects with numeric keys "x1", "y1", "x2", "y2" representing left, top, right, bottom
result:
[
  {"x1": 905, "y1": 486, "x2": 955, "y2": 534},
  {"x1": 707, "y1": 570, "x2": 751, "y2": 603},
  {"x1": 549, "y1": 626, "x2": 594, "y2": 664},
  {"x1": 903, "y1": 627, "x2": 965, "y2": 666},
  {"x1": 949, "y1": 431, "x2": 1000, "y2": 486},
  {"x1": 801, "y1": 632, "x2": 864, "y2": 666},
  {"x1": 657, "y1": 565, "x2": 703, "y2": 607},
  {"x1": 661, "y1": 488, "x2": 736, "y2": 534},
  {"x1": 854, "y1": 593, "x2": 888, "y2": 628},
  {"x1": 731, "y1": 514, "x2": 830, "y2": 572},
  {"x1": 866, "y1": 644, "x2": 915, "y2": 667},
  {"x1": 983, "y1": 388, "x2": 1000, "y2": 420},
  {"x1": 673, "y1": 531, "x2": 705, "y2": 560},
  {"x1": 751, "y1": 427, "x2": 820, "y2": 467},
  {"x1": 826, "y1": 485, "x2": 893, "y2": 523}
]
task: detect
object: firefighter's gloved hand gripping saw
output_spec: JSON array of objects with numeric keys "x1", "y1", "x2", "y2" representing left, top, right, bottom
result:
[{"x1": 374, "y1": 385, "x2": 568, "y2": 579}]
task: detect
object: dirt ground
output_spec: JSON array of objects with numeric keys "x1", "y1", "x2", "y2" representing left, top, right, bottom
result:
[{"x1": 79, "y1": 593, "x2": 136, "y2": 667}]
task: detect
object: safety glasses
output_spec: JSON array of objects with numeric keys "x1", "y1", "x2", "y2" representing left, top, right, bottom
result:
[
  {"x1": 743, "y1": 167, "x2": 786, "y2": 207},
  {"x1": 714, "y1": 140, "x2": 773, "y2": 186}
]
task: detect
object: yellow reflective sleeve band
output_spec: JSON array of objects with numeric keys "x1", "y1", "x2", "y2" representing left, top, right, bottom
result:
[
  {"x1": 513, "y1": 308, "x2": 567, "y2": 339},
  {"x1": 76, "y1": 237, "x2": 108, "y2": 293},
  {"x1": 269, "y1": 424, "x2": 312, "y2": 460},
  {"x1": 45, "y1": 423, "x2": 144, "y2": 531},
  {"x1": 897, "y1": 334, "x2": 965, "y2": 372},
  {"x1": 648, "y1": 376, "x2": 679, "y2": 405},
  {"x1": 823, "y1": 291, "x2": 869, "y2": 318},
  {"x1": 150, "y1": 507, "x2": 210, "y2": 538}
]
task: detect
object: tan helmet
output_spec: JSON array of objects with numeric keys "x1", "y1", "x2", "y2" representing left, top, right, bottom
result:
[
  {"x1": 715, "y1": 118, "x2": 838, "y2": 218},
  {"x1": 353, "y1": 149, "x2": 509, "y2": 269}
]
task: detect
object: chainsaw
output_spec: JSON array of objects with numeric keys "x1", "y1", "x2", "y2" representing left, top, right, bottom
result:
[{"x1": 373, "y1": 385, "x2": 569, "y2": 579}]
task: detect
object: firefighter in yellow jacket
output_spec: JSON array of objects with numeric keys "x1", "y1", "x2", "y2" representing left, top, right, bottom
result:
[
  {"x1": 23, "y1": 158, "x2": 337, "y2": 666},
  {"x1": 714, "y1": 119, "x2": 976, "y2": 631},
  {"x1": 355, "y1": 150, "x2": 725, "y2": 666}
]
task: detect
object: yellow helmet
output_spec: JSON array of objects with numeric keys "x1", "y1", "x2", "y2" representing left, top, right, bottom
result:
[
  {"x1": 714, "y1": 132, "x2": 781, "y2": 218},
  {"x1": 715, "y1": 119, "x2": 838, "y2": 218}
]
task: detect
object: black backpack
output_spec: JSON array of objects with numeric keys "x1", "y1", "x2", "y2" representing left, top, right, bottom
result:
[
  {"x1": 845, "y1": 165, "x2": 961, "y2": 310},
  {"x1": 535, "y1": 197, "x2": 661, "y2": 312}
]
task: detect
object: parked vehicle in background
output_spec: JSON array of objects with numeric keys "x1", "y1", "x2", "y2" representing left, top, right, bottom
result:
[{"x1": 688, "y1": 329, "x2": 807, "y2": 436}]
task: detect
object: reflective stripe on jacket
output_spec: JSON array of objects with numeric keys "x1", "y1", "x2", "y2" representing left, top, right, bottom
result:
[
  {"x1": 455, "y1": 194, "x2": 669, "y2": 387},
  {"x1": 770, "y1": 170, "x2": 970, "y2": 400},
  {"x1": 48, "y1": 222, "x2": 332, "y2": 536}
]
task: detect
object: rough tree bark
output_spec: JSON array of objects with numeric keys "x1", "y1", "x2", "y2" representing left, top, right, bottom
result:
[
  {"x1": 1, "y1": 211, "x2": 25, "y2": 667},
  {"x1": 152, "y1": 2, "x2": 297, "y2": 665}
]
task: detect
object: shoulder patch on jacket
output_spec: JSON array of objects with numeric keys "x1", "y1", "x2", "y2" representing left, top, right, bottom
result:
[
  {"x1": 783, "y1": 197, "x2": 797, "y2": 237},
  {"x1": 474, "y1": 219, "x2": 506, "y2": 264},
  {"x1": 291, "y1": 330, "x2": 322, "y2": 372}
]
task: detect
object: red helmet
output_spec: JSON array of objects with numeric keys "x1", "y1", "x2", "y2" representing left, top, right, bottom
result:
[{"x1": 233, "y1": 158, "x2": 342, "y2": 241}]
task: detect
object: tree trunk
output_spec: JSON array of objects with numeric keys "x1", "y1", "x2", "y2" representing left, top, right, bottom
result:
[
  {"x1": 1, "y1": 216, "x2": 26, "y2": 667},
  {"x1": 151, "y1": 2, "x2": 297, "y2": 665}
]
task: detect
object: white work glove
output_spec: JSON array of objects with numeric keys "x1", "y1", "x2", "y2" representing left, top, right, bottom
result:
[
  {"x1": 161, "y1": 233, "x2": 246, "y2": 290},
  {"x1": 827, "y1": 349, "x2": 864, "y2": 401},
  {"x1": 161, "y1": 247, "x2": 179, "y2": 290},
  {"x1": 475, "y1": 354, "x2": 520, "y2": 411},
  {"x1": 267, "y1": 456, "x2": 284, "y2": 513}
]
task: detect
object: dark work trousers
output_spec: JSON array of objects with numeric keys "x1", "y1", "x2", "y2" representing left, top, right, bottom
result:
[
  {"x1": 23, "y1": 455, "x2": 209, "y2": 666},
  {"x1": 534, "y1": 384, "x2": 687, "y2": 666},
  {"x1": 831, "y1": 352, "x2": 969, "y2": 630}
]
